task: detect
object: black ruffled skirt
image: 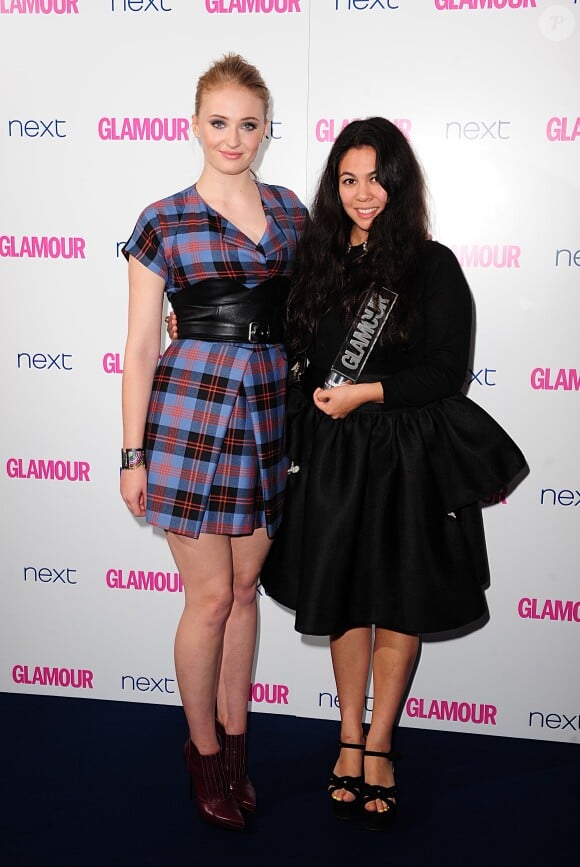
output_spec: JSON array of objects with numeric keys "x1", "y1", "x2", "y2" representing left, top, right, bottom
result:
[{"x1": 259, "y1": 382, "x2": 528, "y2": 636}]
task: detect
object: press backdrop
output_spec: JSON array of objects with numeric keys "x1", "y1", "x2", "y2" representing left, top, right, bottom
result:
[{"x1": 1, "y1": 0, "x2": 579, "y2": 744}]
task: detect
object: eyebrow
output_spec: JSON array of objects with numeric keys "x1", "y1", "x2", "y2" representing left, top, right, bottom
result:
[
  {"x1": 339, "y1": 170, "x2": 378, "y2": 178},
  {"x1": 208, "y1": 114, "x2": 262, "y2": 122}
]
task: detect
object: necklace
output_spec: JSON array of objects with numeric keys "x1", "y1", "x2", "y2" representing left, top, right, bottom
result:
[{"x1": 347, "y1": 241, "x2": 368, "y2": 253}]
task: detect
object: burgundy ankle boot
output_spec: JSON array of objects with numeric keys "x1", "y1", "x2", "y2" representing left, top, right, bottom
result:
[
  {"x1": 216, "y1": 721, "x2": 257, "y2": 813},
  {"x1": 183, "y1": 739, "x2": 244, "y2": 831}
]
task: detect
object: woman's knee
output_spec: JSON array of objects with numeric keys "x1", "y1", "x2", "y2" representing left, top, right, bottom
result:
[
  {"x1": 184, "y1": 584, "x2": 235, "y2": 627},
  {"x1": 232, "y1": 571, "x2": 259, "y2": 607}
]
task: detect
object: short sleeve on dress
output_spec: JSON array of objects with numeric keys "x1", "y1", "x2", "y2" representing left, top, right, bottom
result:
[{"x1": 122, "y1": 207, "x2": 168, "y2": 281}]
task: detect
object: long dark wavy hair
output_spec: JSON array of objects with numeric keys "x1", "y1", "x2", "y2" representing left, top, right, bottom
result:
[{"x1": 287, "y1": 117, "x2": 429, "y2": 358}]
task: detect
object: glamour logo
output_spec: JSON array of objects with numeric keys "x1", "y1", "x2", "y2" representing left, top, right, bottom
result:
[
  {"x1": 97, "y1": 117, "x2": 189, "y2": 142},
  {"x1": 6, "y1": 458, "x2": 90, "y2": 481},
  {"x1": 555, "y1": 247, "x2": 580, "y2": 267},
  {"x1": 0, "y1": 0, "x2": 79, "y2": 13},
  {"x1": 18, "y1": 352, "x2": 72, "y2": 371},
  {"x1": 8, "y1": 118, "x2": 66, "y2": 138},
  {"x1": 205, "y1": 0, "x2": 301, "y2": 11},
  {"x1": 249, "y1": 682, "x2": 289, "y2": 704},
  {"x1": 0, "y1": 235, "x2": 85, "y2": 258},
  {"x1": 106, "y1": 569, "x2": 183, "y2": 592},
  {"x1": 434, "y1": 0, "x2": 536, "y2": 10},
  {"x1": 540, "y1": 487, "x2": 580, "y2": 507},
  {"x1": 103, "y1": 352, "x2": 163, "y2": 374},
  {"x1": 121, "y1": 675, "x2": 176, "y2": 693},
  {"x1": 111, "y1": 0, "x2": 172, "y2": 12},
  {"x1": 316, "y1": 117, "x2": 411, "y2": 143},
  {"x1": 451, "y1": 244, "x2": 520, "y2": 268},
  {"x1": 24, "y1": 566, "x2": 78, "y2": 584},
  {"x1": 546, "y1": 116, "x2": 580, "y2": 142},
  {"x1": 339, "y1": 294, "x2": 393, "y2": 373},
  {"x1": 529, "y1": 711, "x2": 580, "y2": 731},
  {"x1": 103, "y1": 353, "x2": 123, "y2": 374},
  {"x1": 12, "y1": 665, "x2": 93, "y2": 689},
  {"x1": 445, "y1": 120, "x2": 510, "y2": 141},
  {"x1": 518, "y1": 598, "x2": 580, "y2": 622},
  {"x1": 530, "y1": 368, "x2": 580, "y2": 391},
  {"x1": 334, "y1": 0, "x2": 399, "y2": 9},
  {"x1": 405, "y1": 697, "x2": 497, "y2": 725}
]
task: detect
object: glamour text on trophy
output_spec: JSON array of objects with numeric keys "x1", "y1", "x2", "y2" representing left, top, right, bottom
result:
[{"x1": 323, "y1": 286, "x2": 398, "y2": 390}]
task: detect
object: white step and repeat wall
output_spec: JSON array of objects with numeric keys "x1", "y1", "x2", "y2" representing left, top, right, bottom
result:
[{"x1": 1, "y1": 1, "x2": 578, "y2": 745}]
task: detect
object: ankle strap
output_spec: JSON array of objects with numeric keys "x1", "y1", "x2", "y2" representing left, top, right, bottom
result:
[
  {"x1": 364, "y1": 749, "x2": 394, "y2": 760},
  {"x1": 339, "y1": 741, "x2": 365, "y2": 751}
]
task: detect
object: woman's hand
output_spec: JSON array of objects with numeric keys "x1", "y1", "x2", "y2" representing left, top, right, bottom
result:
[
  {"x1": 120, "y1": 466, "x2": 147, "y2": 517},
  {"x1": 312, "y1": 382, "x2": 383, "y2": 419},
  {"x1": 165, "y1": 311, "x2": 179, "y2": 340}
]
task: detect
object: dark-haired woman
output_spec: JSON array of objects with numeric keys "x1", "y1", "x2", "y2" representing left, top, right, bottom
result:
[{"x1": 259, "y1": 117, "x2": 527, "y2": 830}]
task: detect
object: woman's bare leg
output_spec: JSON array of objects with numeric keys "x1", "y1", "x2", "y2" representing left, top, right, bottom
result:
[
  {"x1": 168, "y1": 531, "x2": 235, "y2": 754},
  {"x1": 216, "y1": 528, "x2": 272, "y2": 734},
  {"x1": 329, "y1": 626, "x2": 372, "y2": 802},
  {"x1": 364, "y1": 628, "x2": 419, "y2": 812}
]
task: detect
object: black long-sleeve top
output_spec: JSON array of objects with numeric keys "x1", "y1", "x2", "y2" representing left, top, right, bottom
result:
[{"x1": 309, "y1": 241, "x2": 473, "y2": 409}]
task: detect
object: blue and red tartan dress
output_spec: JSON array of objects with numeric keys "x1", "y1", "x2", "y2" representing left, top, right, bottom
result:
[{"x1": 123, "y1": 182, "x2": 307, "y2": 538}]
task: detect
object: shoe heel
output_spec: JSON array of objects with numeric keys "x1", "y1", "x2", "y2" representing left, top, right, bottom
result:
[
  {"x1": 216, "y1": 720, "x2": 257, "y2": 813},
  {"x1": 183, "y1": 739, "x2": 245, "y2": 831}
]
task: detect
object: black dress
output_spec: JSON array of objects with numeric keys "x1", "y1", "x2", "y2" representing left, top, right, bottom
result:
[{"x1": 259, "y1": 241, "x2": 528, "y2": 636}]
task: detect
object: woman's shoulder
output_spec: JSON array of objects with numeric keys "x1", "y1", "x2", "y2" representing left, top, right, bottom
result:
[
  {"x1": 257, "y1": 181, "x2": 308, "y2": 214},
  {"x1": 423, "y1": 239, "x2": 460, "y2": 266},
  {"x1": 419, "y1": 240, "x2": 471, "y2": 303},
  {"x1": 138, "y1": 184, "x2": 196, "y2": 219},
  {"x1": 420, "y1": 239, "x2": 467, "y2": 281}
]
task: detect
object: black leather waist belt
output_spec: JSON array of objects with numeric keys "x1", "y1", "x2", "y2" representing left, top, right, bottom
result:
[
  {"x1": 178, "y1": 319, "x2": 284, "y2": 343},
  {"x1": 171, "y1": 276, "x2": 288, "y2": 345}
]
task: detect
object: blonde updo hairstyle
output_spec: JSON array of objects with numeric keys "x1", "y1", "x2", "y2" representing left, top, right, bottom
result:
[{"x1": 195, "y1": 53, "x2": 270, "y2": 120}]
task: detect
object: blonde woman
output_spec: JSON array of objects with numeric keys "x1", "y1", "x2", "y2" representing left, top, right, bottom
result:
[{"x1": 120, "y1": 53, "x2": 306, "y2": 831}]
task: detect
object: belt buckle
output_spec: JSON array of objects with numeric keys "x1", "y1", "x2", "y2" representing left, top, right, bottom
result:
[{"x1": 248, "y1": 321, "x2": 270, "y2": 342}]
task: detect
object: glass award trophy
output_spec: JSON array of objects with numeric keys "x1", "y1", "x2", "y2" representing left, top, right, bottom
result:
[{"x1": 323, "y1": 287, "x2": 398, "y2": 389}]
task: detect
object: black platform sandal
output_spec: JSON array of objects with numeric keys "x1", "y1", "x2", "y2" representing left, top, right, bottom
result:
[
  {"x1": 362, "y1": 749, "x2": 398, "y2": 831},
  {"x1": 328, "y1": 741, "x2": 365, "y2": 820}
]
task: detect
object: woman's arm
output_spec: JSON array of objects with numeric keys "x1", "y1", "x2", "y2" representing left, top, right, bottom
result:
[
  {"x1": 379, "y1": 244, "x2": 472, "y2": 409},
  {"x1": 313, "y1": 246, "x2": 472, "y2": 418},
  {"x1": 120, "y1": 255, "x2": 165, "y2": 516}
]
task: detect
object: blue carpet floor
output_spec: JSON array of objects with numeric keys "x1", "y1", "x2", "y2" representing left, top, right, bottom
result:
[{"x1": 1, "y1": 693, "x2": 578, "y2": 867}]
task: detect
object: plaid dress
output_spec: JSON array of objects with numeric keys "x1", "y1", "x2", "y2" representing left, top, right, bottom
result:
[{"x1": 123, "y1": 183, "x2": 307, "y2": 538}]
